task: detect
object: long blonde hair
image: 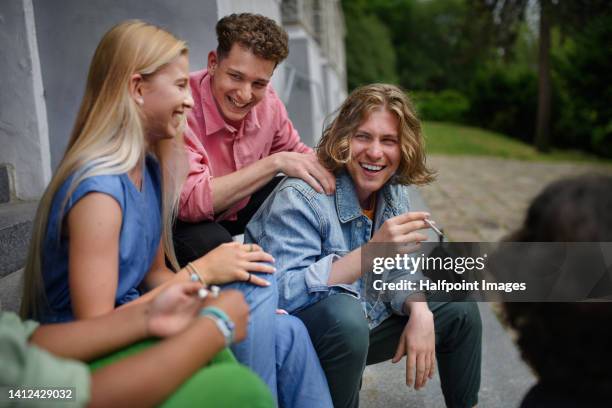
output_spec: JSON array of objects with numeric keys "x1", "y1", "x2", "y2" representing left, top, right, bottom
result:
[{"x1": 21, "y1": 20, "x2": 188, "y2": 318}]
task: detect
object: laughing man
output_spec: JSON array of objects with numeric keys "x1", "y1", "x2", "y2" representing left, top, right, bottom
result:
[{"x1": 175, "y1": 13, "x2": 335, "y2": 264}]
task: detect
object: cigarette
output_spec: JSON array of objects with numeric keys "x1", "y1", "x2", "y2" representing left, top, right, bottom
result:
[{"x1": 424, "y1": 218, "x2": 444, "y2": 237}]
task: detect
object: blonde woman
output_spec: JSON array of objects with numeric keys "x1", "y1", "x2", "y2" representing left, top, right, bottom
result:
[
  {"x1": 19, "y1": 20, "x2": 330, "y2": 407},
  {"x1": 19, "y1": 19, "x2": 275, "y2": 323},
  {"x1": 246, "y1": 84, "x2": 482, "y2": 408},
  {"x1": 8, "y1": 20, "x2": 274, "y2": 406}
]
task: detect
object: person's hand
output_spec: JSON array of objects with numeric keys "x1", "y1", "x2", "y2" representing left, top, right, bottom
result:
[
  {"x1": 192, "y1": 242, "x2": 275, "y2": 287},
  {"x1": 392, "y1": 302, "x2": 436, "y2": 389},
  {"x1": 274, "y1": 151, "x2": 336, "y2": 195},
  {"x1": 370, "y1": 211, "x2": 430, "y2": 254},
  {"x1": 201, "y1": 290, "x2": 249, "y2": 343},
  {"x1": 146, "y1": 282, "x2": 202, "y2": 338}
]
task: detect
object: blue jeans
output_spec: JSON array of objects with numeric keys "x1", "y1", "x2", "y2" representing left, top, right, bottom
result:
[{"x1": 224, "y1": 272, "x2": 332, "y2": 408}]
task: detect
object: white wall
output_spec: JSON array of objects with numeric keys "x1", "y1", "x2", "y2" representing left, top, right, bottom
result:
[
  {"x1": 283, "y1": 25, "x2": 331, "y2": 147},
  {"x1": 216, "y1": 0, "x2": 281, "y2": 22},
  {"x1": 216, "y1": 0, "x2": 286, "y2": 100},
  {"x1": 0, "y1": 0, "x2": 51, "y2": 200},
  {"x1": 0, "y1": 0, "x2": 346, "y2": 197},
  {"x1": 32, "y1": 0, "x2": 219, "y2": 170},
  {"x1": 322, "y1": 61, "x2": 347, "y2": 119}
]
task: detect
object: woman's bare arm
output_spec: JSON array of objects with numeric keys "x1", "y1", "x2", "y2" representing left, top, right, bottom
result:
[
  {"x1": 67, "y1": 193, "x2": 123, "y2": 319},
  {"x1": 30, "y1": 282, "x2": 203, "y2": 361},
  {"x1": 30, "y1": 302, "x2": 149, "y2": 361}
]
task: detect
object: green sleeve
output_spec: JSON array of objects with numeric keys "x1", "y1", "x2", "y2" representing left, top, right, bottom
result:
[{"x1": 0, "y1": 312, "x2": 91, "y2": 407}]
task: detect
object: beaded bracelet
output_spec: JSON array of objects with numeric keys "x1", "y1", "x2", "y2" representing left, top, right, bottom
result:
[
  {"x1": 195, "y1": 285, "x2": 221, "y2": 300},
  {"x1": 200, "y1": 306, "x2": 235, "y2": 345}
]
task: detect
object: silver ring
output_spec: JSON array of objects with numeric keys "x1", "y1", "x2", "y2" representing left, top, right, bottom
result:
[{"x1": 245, "y1": 273, "x2": 252, "y2": 283}]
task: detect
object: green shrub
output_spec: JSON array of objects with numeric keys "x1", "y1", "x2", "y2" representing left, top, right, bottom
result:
[
  {"x1": 411, "y1": 90, "x2": 470, "y2": 122},
  {"x1": 553, "y1": 13, "x2": 612, "y2": 157},
  {"x1": 343, "y1": 0, "x2": 399, "y2": 90},
  {"x1": 466, "y1": 64, "x2": 538, "y2": 142}
]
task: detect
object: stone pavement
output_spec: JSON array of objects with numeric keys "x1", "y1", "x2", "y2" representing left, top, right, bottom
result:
[
  {"x1": 360, "y1": 303, "x2": 535, "y2": 408},
  {"x1": 359, "y1": 155, "x2": 612, "y2": 407},
  {"x1": 419, "y1": 155, "x2": 612, "y2": 242}
]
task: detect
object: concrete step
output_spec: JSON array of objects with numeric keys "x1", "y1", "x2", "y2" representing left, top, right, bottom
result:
[
  {"x1": 360, "y1": 303, "x2": 536, "y2": 407},
  {"x1": 0, "y1": 165, "x2": 11, "y2": 204},
  {"x1": 0, "y1": 268, "x2": 23, "y2": 313},
  {"x1": 0, "y1": 201, "x2": 37, "y2": 278}
]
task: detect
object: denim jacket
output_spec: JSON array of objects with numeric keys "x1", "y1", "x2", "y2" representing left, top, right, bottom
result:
[{"x1": 245, "y1": 170, "x2": 425, "y2": 329}]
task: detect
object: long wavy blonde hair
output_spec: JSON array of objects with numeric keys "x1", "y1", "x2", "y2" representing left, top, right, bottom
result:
[
  {"x1": 21, "y1": 20, "x2": 189, "y2": 318},
  {"x1": 317, "y1": 83, "x2": 435, "y2": 186}
]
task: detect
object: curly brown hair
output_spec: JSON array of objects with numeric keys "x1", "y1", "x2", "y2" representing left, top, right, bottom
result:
[
  {"x1": 316, "y1": 83, "x2": 435, "y2": 186},
  {"x1": 216, "y1": 13, "x2": 289, "y2": 65}
]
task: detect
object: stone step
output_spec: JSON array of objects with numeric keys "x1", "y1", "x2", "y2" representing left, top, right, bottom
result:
[
  {"x1": 0, "y1": 165, "x2": 11, "y2": 204},
  {"x1": 0, "y1": 268, "x2": 23, "y2": 313},
  {"x1": 0, "y1": 201, "x2": 37, "y2": 278},
  {"x1": 360, "y1": 303, "x2": 536, "y2": 407}
]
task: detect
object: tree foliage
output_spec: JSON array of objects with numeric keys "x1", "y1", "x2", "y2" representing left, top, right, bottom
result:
[
  {"x1": 342, "y1": 0, "x2": 399, "y2": 90},
  {"x1": 365, "y1": 0, "x2": 495, "y2": 91},
  {"x1": 554, "y1": 12, "x2": 612, "y2": 156},
  {"x1": 342, "y1": 0, "x2": 612, "y2": 156}
]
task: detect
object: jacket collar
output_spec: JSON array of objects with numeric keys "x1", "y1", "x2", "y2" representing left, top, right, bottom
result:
[{"x1": 335, "y1": 170, "x2": 402, "y2": 223}]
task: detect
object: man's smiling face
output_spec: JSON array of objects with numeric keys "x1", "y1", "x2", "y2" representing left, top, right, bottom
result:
[
  {"x1": 346, "y1": 108, "x2": 401, "y2": 208},
  {"x1": 208, "y1": 44, "x2": 276, "y2": 126}
]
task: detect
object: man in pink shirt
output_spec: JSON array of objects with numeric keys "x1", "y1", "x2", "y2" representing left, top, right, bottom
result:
[{"x1": 174, "y1": 13, "x2": 335, "y2": 266}]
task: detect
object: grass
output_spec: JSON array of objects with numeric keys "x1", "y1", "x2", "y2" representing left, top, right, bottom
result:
[{"x1": 423, "y1": 121, "x2": 612, "y2": 164}]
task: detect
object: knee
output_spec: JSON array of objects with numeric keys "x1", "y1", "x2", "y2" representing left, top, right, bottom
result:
[
  {"x1": 445, "y1": 302, "x2": 482, "y2": 341},
  {"x1": 461, "y1": 302, "x2": 482, "y2": 337},
  {"x1": 275, "y1": 315, "x2": 315, "y2": 366},
  {"x1": 316, "y1": 296, "x2": 370, "y2": 360},
  {"x1": 281, "y1": 315, "x2": 311, "y2": 338}
]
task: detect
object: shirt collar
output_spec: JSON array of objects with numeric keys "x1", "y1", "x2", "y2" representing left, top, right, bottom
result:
[
  {"x1": 247, "y1": 104, "x2": 261, "y2": 130},
  {"x1": 200, "y1": 73, "x2": 226, "y2": 135},
  {"x1": 200, "y1": 72, "x2": 261, "y2": 135}
]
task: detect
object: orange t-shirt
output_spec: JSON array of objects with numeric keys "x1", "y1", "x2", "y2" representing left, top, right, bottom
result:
[{"x1": 362, "y1": 196, "x2": 376, "y2": 220}]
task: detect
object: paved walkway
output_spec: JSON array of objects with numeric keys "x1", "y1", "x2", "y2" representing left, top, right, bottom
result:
[
  {"x1": 360, "y1": 155, "x2": 612, "y2": 407},
  {"x1": 419, "y1": 155, "x2": 612, "y2": 242}
]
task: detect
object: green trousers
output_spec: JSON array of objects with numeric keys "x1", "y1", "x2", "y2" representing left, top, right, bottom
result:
[
  {"x1": 295, "y1": 294, "x2": 482, "y2": 408},
  {"x1": 89, "y1": 340, "x2": 274, "y2": 408}
]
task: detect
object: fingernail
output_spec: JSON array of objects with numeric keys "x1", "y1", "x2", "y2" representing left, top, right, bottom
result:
[{"x1": 265, "y1": 281, "x2": 271, "y2": 286}]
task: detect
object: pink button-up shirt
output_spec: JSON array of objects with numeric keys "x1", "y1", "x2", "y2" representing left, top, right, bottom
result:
[{"x1": 179, "y1": 69, "x2": 311, "y2": 222}]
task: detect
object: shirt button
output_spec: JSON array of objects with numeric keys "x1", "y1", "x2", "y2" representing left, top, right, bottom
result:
[{"x1": 356, "y1": 221, "x2": 363, "y2": 227}]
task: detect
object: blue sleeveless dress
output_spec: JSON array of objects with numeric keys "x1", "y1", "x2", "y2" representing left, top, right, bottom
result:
[{"x1": 40, "y1": 156, "x2": 162, "y2": 323}]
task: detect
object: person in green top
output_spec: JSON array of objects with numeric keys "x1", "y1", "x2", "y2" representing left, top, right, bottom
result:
[{"x1": 0, "y1": 282, "x2": 273, "y2": 407}]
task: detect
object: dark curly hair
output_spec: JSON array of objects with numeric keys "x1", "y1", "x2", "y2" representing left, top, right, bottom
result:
[
  {"x1": 504, "y1": 174, "x2": 612, "y2": 400},
  {"x1": 216, "y1": 13, "x2": 289, "y2": 65}
]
